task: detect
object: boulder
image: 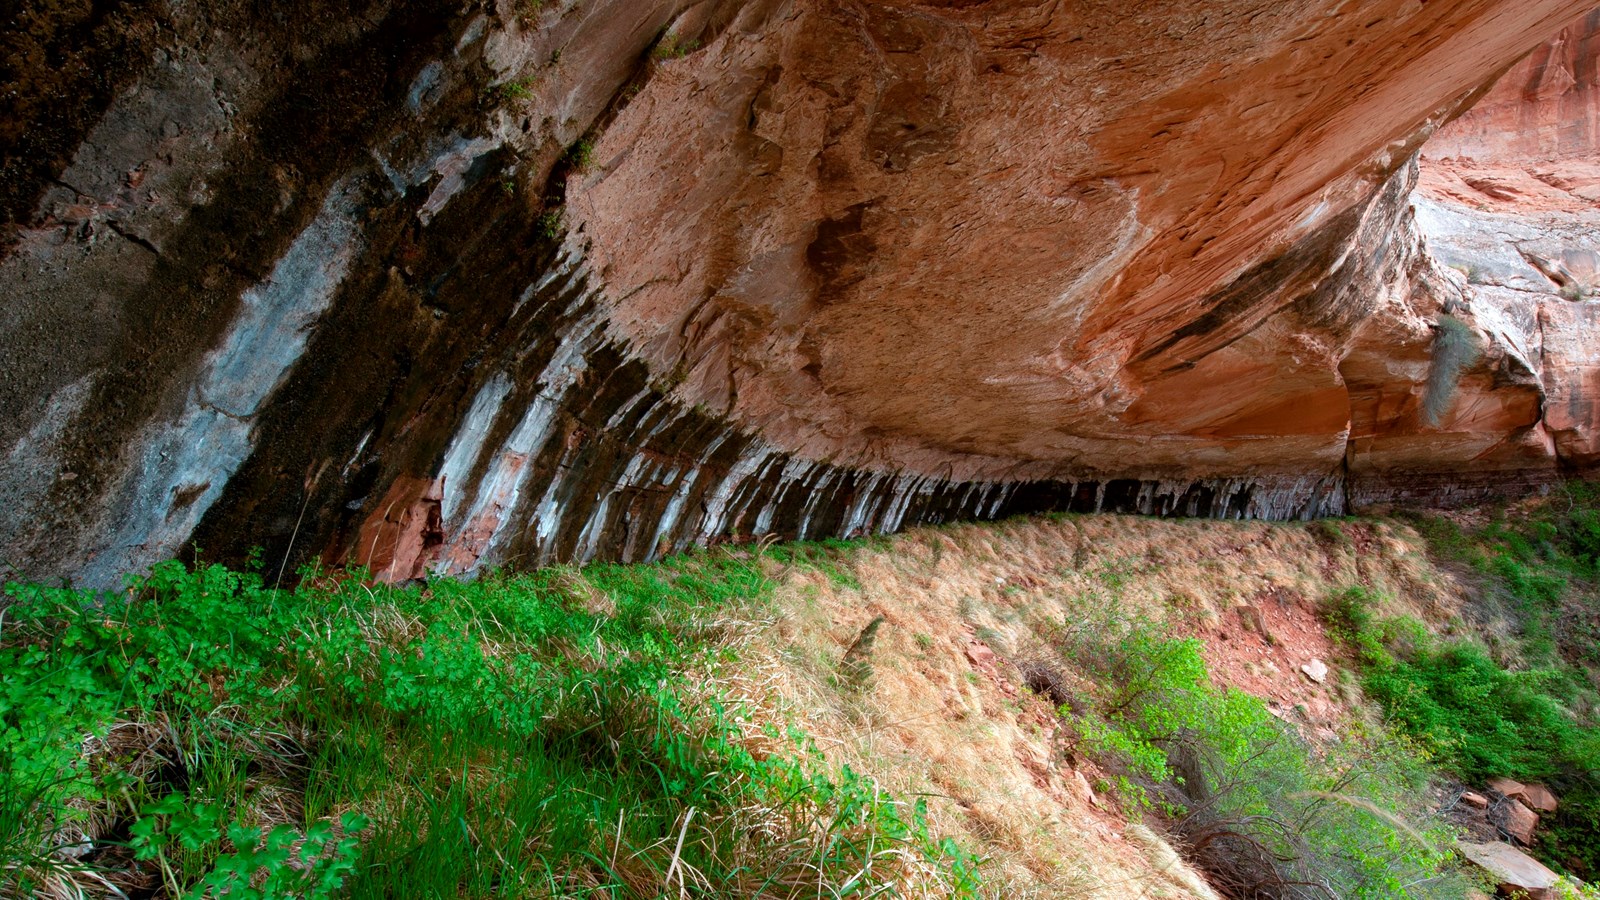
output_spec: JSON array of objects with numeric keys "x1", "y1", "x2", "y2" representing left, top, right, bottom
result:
[
  {"x1": 1461, "y1": 791, "x2": 1489, "y2": 809},
  {"x1": 1498, "y1": 799, "x2": 1540, "y2": 845},
  {"x1": 1300, "y1": 658, "x2": 1329, "y2": 684},
  {"x1": 1457, "y1": 841, "x2": 1559, "y2": 900},
  {"x1": 1071, "y1": 770, "x2": 1102, "y2": 809},
  {"x1": 1488, "y1": 778, "x2": 1560, "y2": 813},
  {"x1": 1518, "y1": 783, "x2": 1560, "y2": 813},
  {"x1": 1488, "y1": 777, "x2": 1525, "y2": 798}
]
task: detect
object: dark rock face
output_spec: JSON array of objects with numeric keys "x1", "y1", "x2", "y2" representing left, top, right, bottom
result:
[{"x1": 1, "y1": 1, "x2": 1596, "y2": 586}]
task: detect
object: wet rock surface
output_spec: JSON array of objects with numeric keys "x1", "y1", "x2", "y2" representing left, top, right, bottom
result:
[{"x1": 2, "y1": 1, "x2": 1599, "y2": 585}]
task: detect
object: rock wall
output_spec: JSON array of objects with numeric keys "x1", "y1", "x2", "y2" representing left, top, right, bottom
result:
[
  {"x1": 1, "y1": 0, "x2": 1595, "y2": 586},
  {"x1": 1397, "y1": 8, "x2": 1600, "y2": 504}
]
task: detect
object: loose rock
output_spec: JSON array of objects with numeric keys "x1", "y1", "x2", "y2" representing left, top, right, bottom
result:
[
  {"x1": 1498, "y1": 799, "x2": 1540, "y2": 845},
  {"x1": 1456, "y1": 841, "x2": 1558, "y2": 900}
]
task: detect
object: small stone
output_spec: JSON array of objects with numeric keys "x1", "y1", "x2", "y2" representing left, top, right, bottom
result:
[
  {"x1": 1460, "y1": 791, "x2": 1489, "y2": 809},
  {"x1": 1300, "y1": 658, "x2": 1329, "y2": 683},
  {"x1": 1236, "y1": 604, "x2": 1269, "y2": 639},
  {"x1": 964, "y1": 640, "x2": 995, "y2": 667},
  {"x1": 1457, "y1": 841, "x2": 1558, "y2": 900}
]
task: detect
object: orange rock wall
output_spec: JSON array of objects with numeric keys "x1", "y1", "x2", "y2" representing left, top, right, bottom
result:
[
  {"x1": 2, "y1": 0, "x2": 1598, "y2": 585},
  {"x1": 570, "y1": 0, "x2": 1591, "y2": 486},
  {"x1": 1426, "y1": 10, "x2": 1600, "y2": 163}
]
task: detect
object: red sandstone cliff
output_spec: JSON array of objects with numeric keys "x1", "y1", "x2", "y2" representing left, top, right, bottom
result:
[{"x1": 1, "y1": 1, "x2": 1596, "y2": 585}]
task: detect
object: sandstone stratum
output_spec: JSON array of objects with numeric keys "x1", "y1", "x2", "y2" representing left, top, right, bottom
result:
[{"x1": 5, "y1": 1, "x2": 1600, "y2": 585}]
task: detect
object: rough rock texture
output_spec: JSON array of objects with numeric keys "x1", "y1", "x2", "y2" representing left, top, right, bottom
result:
[
  {"x1": 571, "y1": 0, "x2": 1586, "y2": 487},
  {"x1": 1423, "y1": 10, "x2": 1600, "y2": 164},
  {"x1": 1, "y1": 0, "x2": 1597, "y2": 585},
  {"x1": 1457, "y1": 841, "x2": 1560, "y2": 900},
  {"x1": 1498, "y1": 798, "x2": 1541, "y2": 846},
  {"x1": 1410, "y1": 7, "x2": 1600, "y2": 486}
]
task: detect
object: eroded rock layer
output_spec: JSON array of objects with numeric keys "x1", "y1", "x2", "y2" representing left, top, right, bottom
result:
[{"x1": 1, "y1": 0, "x2": 1595, "y2": 585}]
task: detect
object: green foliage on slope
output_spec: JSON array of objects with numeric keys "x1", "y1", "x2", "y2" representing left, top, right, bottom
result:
[
  {"x1": 1052, "y1": 583, "x2": 1472, "y2": 900},
  {"x1": 1375, "y1": 482, "x2": 1600, "y2": 880},
  {"x1": 1, "y1": 552, "x2": 981, "y2": 898}
]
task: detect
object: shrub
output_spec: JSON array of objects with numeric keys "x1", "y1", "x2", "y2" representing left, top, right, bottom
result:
[
  {"x1": 535, "y1": 208, "x2": 564, "y2": 241},
  {"x1": 651, "y1": 33, "x2": 701, "y2": 61},
  {"x1": 1566, "y1": 507, "x2": 1600, "y2": 569},
  {"x1": 496, "y1": 76, "x2": 536, "y2": 102},
  {"x1": 1421, "y1": 314, "x2": 1482, "y2": 428},
  {"x1": 1327, "y1": 586, "x2": 1600, "y2": 784},
  {"x1": 563, "y1": 137, "x2": 595, "y2": 171},
  {"x1": 1052, "y1": 586, "x2": 1471, "y2": 900}
]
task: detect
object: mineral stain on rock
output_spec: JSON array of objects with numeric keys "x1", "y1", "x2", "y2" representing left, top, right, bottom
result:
[{"x1": 3, "y1": 0, "x2": 1600, "y2": 585}]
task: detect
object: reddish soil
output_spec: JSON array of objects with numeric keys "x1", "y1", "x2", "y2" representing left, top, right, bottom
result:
[{"x1": 1197, "y1": 586, "x2": 1345, "y2": 739}]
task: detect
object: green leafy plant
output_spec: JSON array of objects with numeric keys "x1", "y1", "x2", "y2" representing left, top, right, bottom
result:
[
  {"x1": 496, "y1": 76, "x2": 537, "y2": 102},
  {"x1": 1, "y1": 551, "x2": 987, "y2": 897},
  {"x1": 651, "y1": 33, "x2": 701, "y2": 61},
  {"x1": 563, "y1": 137, "x2": 595, "y2": 171},
  {"x1": 1421, "y1": 313, "x2": 1482, "y2": 428},
  {"x1": 130, "y1": 794, "x2": 369, "y2": 899},
  {"x1": 1049, "y1": 570, "x2": 1473, "y2": 899},
  {"x1": 536, "y1": 208, "x2": 563, "y2": 240}
]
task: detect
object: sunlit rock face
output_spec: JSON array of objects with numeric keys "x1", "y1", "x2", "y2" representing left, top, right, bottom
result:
[{"x1": 0, "y1": 0, "x2": 1595, "y2": 586}]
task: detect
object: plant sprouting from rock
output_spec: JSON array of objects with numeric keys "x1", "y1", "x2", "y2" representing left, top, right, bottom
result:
[{"x1": 1420, "y1": 313, "x2": 1481, "y2": 429}]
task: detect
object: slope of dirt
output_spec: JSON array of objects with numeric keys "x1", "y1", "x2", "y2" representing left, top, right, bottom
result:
[{"x1": 736, "y1": 512, "x2": 1472, "y2": 896}]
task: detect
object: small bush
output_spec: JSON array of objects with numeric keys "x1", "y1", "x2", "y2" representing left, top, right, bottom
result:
[
  {"x1": 1421, "y1": 314, "x2": 1482, "y2": 428},
  {"x1": 564, "y1": 137, "x2": 595, "y2": 171},
  {"x1": 496, "y1": 76, "x2": 536, "y2": 102},
  {"x1": 1051, "y1": 581, "x2": 1471, "y2": 899},
  {"x1": 840, "y1": 615, "x2": 885, "y2": 690},
  {"x1": 651, "y1": 33, "x2": 701, "y2": 61},
  {"x1": 536, "y1": 207, "x2": 563, "y2": 240}
]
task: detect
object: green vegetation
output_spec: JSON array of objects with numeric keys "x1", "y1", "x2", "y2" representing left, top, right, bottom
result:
[
  {"x1": 1420, "y1": 313, "x2": 1482, "y2": 428},
  {"x1": 496, "y1": 76, "x2": 538, "y2": 103},
  {"x1": 536, "y1": 208, "x2": 563, "y2": 240},
  {"x1": 1050, "y1": 581, "x2": 1472, "y2": 900},
  {"x1": 1326, "y1": 586, "x2": 1598, "y2": 784},
  {"x1": 564, "y1": 137, "x2": 594, "y2": 172},
  {"x1": 764, "y1": 538, "x2": 863, "y2": 589},
  {"x1": 651, "y1": 34, "x2": 701, "y2": 61},
  {"x1": 1, "y1": 552, "x2": 983, "y2": 897},
  {"x1": 1381, "y1": 484, "x2": 1600, "y2": 879}
]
